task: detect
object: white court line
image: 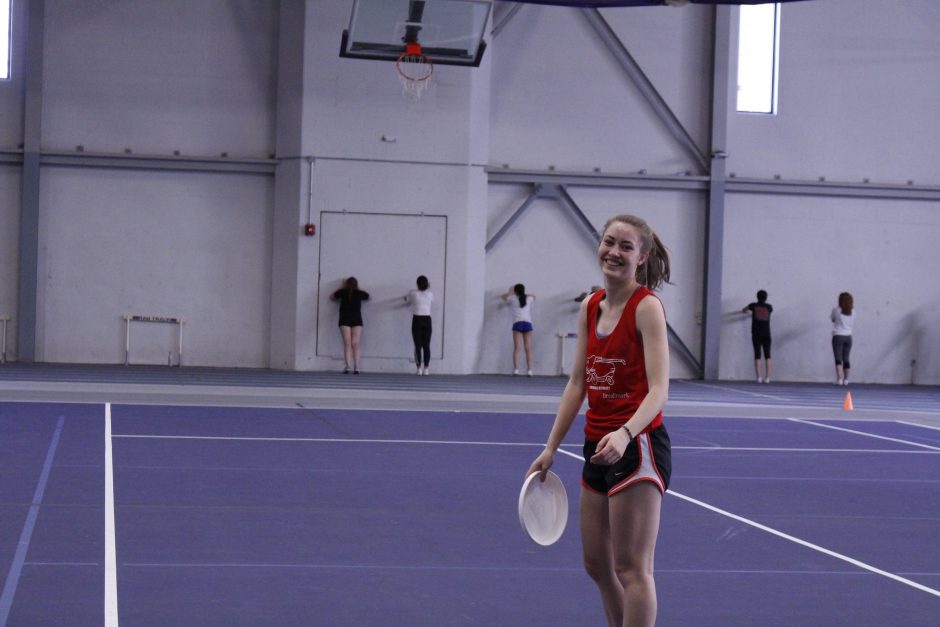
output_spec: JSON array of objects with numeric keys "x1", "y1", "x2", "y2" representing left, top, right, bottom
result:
[
  {"x1": 0, "y1": 416, "x2": 64, "y2": 626},
  {"x1": 790, "y1": 418, "x2": 940, "y2": 451},
  {"x1": 682, "y1": 380, "x2": 787, "y2": 402},
  {"x1": 107, "y1": 432, "x2": 940, "y2": 598},
  {"x1": 674, "y1": 445, "x2": 938, "y2": 454},
  {"x1": 666, "y1": 491, "x2": 940, "y2": 599},
  {"x1": 553, "y1": 447, "x2": 940, "y2": 599},
  {"x1": 104, "y1": 403, "x2": 119, "y2": 627},
  {"x1": 126, "y1": 562, "x2": 581, "y2": 573},
  {"x1": 114, "y1": 433, "x2": 939, "y2": 455},
  {"x1": 897, "y1": 420, "x2": 940, "y2": 433},
  {"x1": 678, "y1": 475, "x2": 939, "y2": 484},
  {"x1": 115, "y1": 434, "x2": 550, "y2": 446},
  {"x1": 120, "y1": 562, "x2": 937, "y2": 577}
]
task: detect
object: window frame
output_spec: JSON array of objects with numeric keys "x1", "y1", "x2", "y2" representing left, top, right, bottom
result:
[
  {"x1": 736, "y1": 2, "x2": 781, "y2": 115},
  {"x1": 0, "y1": 0, "x2": 10, "y2": 81}
]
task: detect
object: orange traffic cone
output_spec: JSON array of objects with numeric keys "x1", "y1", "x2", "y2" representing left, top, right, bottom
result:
[{"x1": 843, "y1": 391, "x2": 854, "y2": 411}]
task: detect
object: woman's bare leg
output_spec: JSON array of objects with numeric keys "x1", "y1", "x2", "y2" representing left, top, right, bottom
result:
[
  {"x1": 523, "y1": 332, "x2": 533, "y2": 372},
  {"x1": 339, "y1": 326, "x2": 352, "y2": 370},
  {"x1": 580, "y1": 487, "x2": 623, "y2": 627},
  {"x1": 609, "y1": 483, "x2": 662, "y2": 627},
  {"x1": 351, "y1": 326, "x2": 363, "y2": 371}
]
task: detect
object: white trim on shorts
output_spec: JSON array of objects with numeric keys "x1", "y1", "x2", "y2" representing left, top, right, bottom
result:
[{"x1": 608, "y1": 431, "x2": 666, "y2": 496}]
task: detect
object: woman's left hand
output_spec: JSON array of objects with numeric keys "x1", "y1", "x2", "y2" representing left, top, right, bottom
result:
[{"x1": 590, "y1": 429, "x2": 629, "y2": 465}]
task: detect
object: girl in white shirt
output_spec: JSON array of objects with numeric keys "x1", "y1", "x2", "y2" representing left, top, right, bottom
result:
[
  {"x1": 502, "y1": 283, "x2": 535, "y2": 376},
  {"x1": 405, "y1": 275, "x2": 434, "y2": 375},
  {"x1": 830, "y1": 292, "x2": 855, "y2": 385}
]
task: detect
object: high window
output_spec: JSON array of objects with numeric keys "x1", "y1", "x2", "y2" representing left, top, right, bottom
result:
[
  {"x1": 736, "y1": 3, "x2": 780, "y2": 114},
  {"x1": 1, "y1": 0, "x2": 10, "y2": 80}
]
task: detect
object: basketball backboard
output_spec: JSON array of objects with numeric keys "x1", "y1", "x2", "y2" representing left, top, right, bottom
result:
[{"x1": 340, "y1": 0, "x2": 492, "y2": 67}]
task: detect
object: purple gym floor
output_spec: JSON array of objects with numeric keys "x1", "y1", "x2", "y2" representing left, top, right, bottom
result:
[{"x1": 2, "y1": 397, "x2": 939, "y2": 626}]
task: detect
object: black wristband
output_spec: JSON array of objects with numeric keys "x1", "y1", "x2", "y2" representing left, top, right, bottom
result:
[{"x1": 621, "y1": 425, "x2": 634, "y2": 440}]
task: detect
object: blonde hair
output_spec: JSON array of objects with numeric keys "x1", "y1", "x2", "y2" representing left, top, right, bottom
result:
[{"x1": 602, "y1": 214, "x2": 671, "y2": 290}]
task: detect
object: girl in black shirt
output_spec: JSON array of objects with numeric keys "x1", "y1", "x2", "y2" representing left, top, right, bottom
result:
[
  {"x1": 742, "y1": 289, "x2": 773, "y2": 383},
  {"x1": 331, "y1": 277, "x2": 369, "y2": 373}
]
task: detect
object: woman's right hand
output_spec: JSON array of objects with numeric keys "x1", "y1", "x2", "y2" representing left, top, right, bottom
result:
[{"x1": 525, "y1": 448, "x2": 555, "y2": 482}]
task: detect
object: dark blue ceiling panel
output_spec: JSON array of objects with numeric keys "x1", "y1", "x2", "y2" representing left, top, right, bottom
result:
[{"x1": 513, "y1": 1, "x2": 813, "y2": 7}]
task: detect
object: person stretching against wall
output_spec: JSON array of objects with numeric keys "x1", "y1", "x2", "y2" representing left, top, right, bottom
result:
[
  {"x1": 742, "y1": 289, "x2": 773, "y2": 383},
  {"x1": 502, "y1": 283, "x2": 535, "y2": 376},
  {"x1": 405, "y1": 275, "x2": 434, "y2": 375},
  {"x1": 331, "y1": 277, "x2": 369, "y2": 374},
  {"x1": 831, "y1": 291, "x2": 854, "y2": 386}
]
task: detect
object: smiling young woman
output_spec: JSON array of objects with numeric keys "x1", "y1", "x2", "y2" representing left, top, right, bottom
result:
[{"x1": 526, "y1": 214, "x2": 672, "y2": 627}]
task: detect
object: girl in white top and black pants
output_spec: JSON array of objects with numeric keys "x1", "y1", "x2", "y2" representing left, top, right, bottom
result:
[
  {"x1": 406, "y1": 275, "x2": 434, "y2": 375},
  {"x1": 831, "y1": 291, "x2": 855, "y2": 385}
]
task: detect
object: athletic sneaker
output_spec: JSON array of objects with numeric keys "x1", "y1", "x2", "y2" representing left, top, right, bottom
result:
[
  {"x1": 527, "y1": 370, "x2": 533, "y2": 377},
  {"x1": 756, "y1": 377, "x2": 763, "y2": 383},
  {"x1": 763, "y1": 378, "x2": 770, "y2": 384},
  {"x1": 422, "y1": 367, "x2": 429, "y2": 376},
  {"x1": 512, "y1": 369, "x2": 519, "y2": 376}
]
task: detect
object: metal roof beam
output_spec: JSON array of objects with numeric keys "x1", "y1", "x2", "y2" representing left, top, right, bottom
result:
[
  {"x1": 491, "y1": 2, "x2": 525, "y2": 37},
  {"x1": 17, "y1": 0, "x2": 45, "y2": 362},
  {"x1": 485, "y1": 186, "x2": 539, "y2": 252},
  {"x1": 39, "y1": 151, "x2": 276, "y2": 176},
  {"x1": 700, "y1": 5, "x2": 731, "y2": 380},
  {"x1": 487, "y1": 167, "x2": 709, "y2": 191},
  {"x1": 487, "y1": 167, "x2": 940, "y2": 202},
  {"x1": 581, "y1": 8, "x2": 710, "y2": 173}
]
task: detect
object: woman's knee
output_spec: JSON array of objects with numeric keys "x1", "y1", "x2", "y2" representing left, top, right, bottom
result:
[
  {"x1": 582, "y1": 553, "x2": 614, "y2": 583},
  {"x1": 614, "y1": 558, "x2": 653, "y2": 589}
]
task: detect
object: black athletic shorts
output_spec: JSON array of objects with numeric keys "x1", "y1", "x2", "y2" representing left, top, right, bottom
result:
[
  {"x1": 752, "y1": 334, "x2": 772, "y2": 359},
  {"x1": 582, "y1": 424, "x2": 671, "y2": 497}
]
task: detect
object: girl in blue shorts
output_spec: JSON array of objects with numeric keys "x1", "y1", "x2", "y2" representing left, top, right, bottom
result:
[{"x1": 502, "y1": 283, "x2": 535, "y2": 376}]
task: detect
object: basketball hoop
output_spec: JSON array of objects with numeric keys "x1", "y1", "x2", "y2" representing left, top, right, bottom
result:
[{"x1": 396, "y1": 43, "x2": 433, "y2": 101}]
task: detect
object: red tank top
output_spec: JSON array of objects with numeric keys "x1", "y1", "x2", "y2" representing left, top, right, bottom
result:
[{"x1": 584, "y1": 287, "x2": 663, "y2": 440}]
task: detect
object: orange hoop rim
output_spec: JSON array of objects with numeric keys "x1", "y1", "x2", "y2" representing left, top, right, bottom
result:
[{"x1": 396, "y1": 43, "x2": 433, "y2": 82}]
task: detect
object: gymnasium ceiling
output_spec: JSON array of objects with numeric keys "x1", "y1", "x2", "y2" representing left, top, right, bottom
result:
[{"x1": 507, "y1": 1, "x2": 813, "y2": 7}]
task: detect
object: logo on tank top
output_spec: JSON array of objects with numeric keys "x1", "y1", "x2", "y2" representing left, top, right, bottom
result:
[{"x1": 585, "y1": 355, "x2": 627, "y2": 389}]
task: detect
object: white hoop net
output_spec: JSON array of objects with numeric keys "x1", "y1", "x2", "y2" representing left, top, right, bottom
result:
[{"x1": 396, "y1": 52, "x2": 433, "y2": 101}]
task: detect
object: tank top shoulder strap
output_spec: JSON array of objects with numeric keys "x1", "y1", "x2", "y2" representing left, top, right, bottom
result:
[
  {"x1": 586, "y1": 289, "x2": 606, "y2": 323},
  {"x1": 626, "y1": 286, "x2": 652, "y2": 312},
  {"x1": 587, "y1": 289, "x2": 606, "y2": 307}
]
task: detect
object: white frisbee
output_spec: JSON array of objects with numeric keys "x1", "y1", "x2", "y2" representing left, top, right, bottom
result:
[{"x1": 518, "y1": 470, "x2": 568, "y2": 546}]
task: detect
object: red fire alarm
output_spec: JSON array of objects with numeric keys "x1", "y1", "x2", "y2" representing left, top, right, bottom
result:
[{"x1": 303, "y1": 224, "x2": 316, "y2": 237}]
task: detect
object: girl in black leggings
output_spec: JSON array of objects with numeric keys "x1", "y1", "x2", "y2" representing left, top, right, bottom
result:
[{"x1": 405, "y1": 275, "x2": 434, "y2": 375}]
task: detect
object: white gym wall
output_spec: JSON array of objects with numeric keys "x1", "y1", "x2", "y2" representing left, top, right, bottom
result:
[
  {"x1": 7, "y1": 0, "x2": 278, "y2": 366},
  {"x1": 721, "y1": 1, "x2": 940, "y2": 384},
  {"x1": 0, "y1": 0, "x2": 938, "y2": 383},
  {"x1": 0, "y1": 168, "x2": 18, "y2": 343}
]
